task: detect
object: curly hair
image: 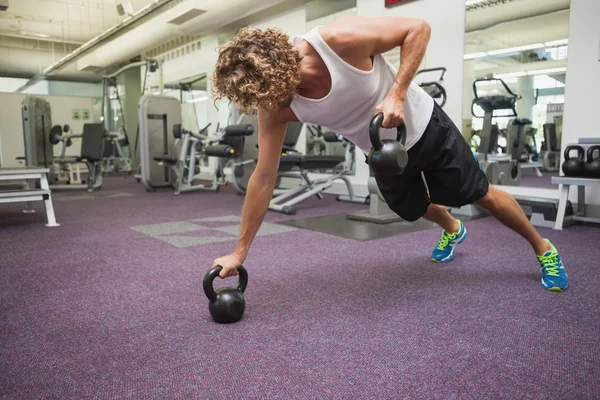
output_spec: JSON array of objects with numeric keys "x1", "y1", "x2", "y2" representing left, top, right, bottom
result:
[{"x1": 212, "y1": 27, "x2": 302, "y2": 114}]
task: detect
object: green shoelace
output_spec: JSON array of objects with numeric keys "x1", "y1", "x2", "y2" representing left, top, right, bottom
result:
[
  {"x1": 538, "y1": 253, "x2": 560, "y2": 277},
  {"x1": 436, "y1": 232, "x2": 455, "y2": 250}
]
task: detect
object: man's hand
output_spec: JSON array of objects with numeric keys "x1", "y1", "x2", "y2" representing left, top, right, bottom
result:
[
  {"x1": 374, "y1": 93, "x2": 405, "y2": 129},
  {"x1": 212, "y1": 253, "x2": 245, "y2": 278}
]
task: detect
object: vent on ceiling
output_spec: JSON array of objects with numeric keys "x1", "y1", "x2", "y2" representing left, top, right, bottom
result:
[
  {"x1": 0, "y1": 0, "x2": 8, "y2": 11},
  {"x1": 168, "y1": 9, "x2": 206, "y2": 25},
  {"x1": 466, "y1": 0, "x2": 516, "y2": 12},
  {"x1": 79, "y1": 65, "x2": 105, "y2": 73}
]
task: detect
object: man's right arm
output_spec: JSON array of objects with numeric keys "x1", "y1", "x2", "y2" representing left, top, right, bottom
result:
[{"x1": 212, "y1": 109, "x2": 287, "y2": 277}]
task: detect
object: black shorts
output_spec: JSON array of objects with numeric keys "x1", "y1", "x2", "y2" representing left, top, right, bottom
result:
[{"x1": 374, "y1": 103, "x2": 489, "y2": 222}]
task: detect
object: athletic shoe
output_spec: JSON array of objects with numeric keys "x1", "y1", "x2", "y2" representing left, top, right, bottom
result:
[
  {"x1": 431, "y1": 220, "x2": 468, "y2": 263},
  {"x1": 537, "y1": 239, "x2": 568, "y2": 292}
]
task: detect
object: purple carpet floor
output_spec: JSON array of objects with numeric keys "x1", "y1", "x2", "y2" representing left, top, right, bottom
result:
[
  {"x1": 1, "y1": 177, "x2": 599, "y2": 399},
  {"x1": 519, "y1": 169, "x2": 559, "y2": 190}
]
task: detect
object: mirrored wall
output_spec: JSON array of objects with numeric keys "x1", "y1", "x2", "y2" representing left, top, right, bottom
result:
[{"x1": 463, "y1": 0, "x2": 570, "y2": 190}]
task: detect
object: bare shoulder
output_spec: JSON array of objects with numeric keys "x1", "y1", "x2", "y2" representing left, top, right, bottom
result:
[
  {"x1": 319, "y1": 16, "x2": 376, "y2": 55},
  {"x1": 322, "y1": 16, "x2": 373, "y2": 35}
]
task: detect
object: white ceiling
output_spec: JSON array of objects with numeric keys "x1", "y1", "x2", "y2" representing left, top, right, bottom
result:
[
  {"x1": 0, "y1": 0, "x2": 154, "y2": 43},
  {"x1": 465, "y1": 10, "x2": 570, "y2": 54},
  {"x1": 466, "y1": 11, "x2": 570, "y2": 77},
  {"x1": 0, "y1": 0, "x2": 573, "y2": 80}
]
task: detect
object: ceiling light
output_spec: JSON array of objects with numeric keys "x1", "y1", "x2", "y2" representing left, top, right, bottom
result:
[
  {"x1": 18, "y1": 30, "x2": 50, "y2": 38},
  {"x1": 494, "y1": 72, "x2": 527, "y2": 79},
  {"x1": 487, "y1": 43, "x2": 544, "y2": 56},
  {"x1": 545, "y1": 39, "x2": 568, "y2": 47},
  {"x1": 527, "y1": 67, "x2": 567, "y2": 76},
  {"x1": 464, "y1": 52, "x2": 487, "y2": 60},
  {"x1": 465, "y1": 0, "x2": 487, "y2": 5}
]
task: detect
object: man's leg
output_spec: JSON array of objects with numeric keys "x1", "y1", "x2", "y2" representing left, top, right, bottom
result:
[
  {"x1": 475, "y1": 185, "x2": 567, "y2": 291},
  {"x1": 423, "y1": 203, "x2": 467, "y2": 263},
  {"x1": 423, "y1": 203, "x2": 459, "y2": 233},
  {"x1": 474, "y1": 185, "x2": 550, "y2": 255},
  {"x1": 416, "y1": 103, "x2": 567, "y2": 290},
  {"x1": 422, "y1": 187, "x2": 551, "y2": 256}
]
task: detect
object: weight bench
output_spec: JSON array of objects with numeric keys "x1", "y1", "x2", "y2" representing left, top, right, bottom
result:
[
  {"x1": 268, "y1": 154, "x2": 350, "y2": 215},
  {"x1": 552, "y1": 176, "x2": 600, "y2": 230},
  {"x1": 49, "y1": 123, "x2": 105, "y2": 192},
  {"x1": 0, "y1": 167, "x2": 59, "y2": 227}
]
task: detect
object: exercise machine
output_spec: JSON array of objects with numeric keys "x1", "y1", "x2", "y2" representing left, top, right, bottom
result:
[
  {"x1": 103, "y1": 129, "x2": 132, "y2": 174},
  {"x1": 101, "y1": 76, "x2": 133, "y2": 175},
  {"x1": 329, "y1": 132, "x2": 369, "y2": 205},
  {"x1": 104, "y1": 60, "x2": 162, "y2": 179},
  {"x1": 471, "y1": 78, "x2": 523, "y2": 186},
  {"x1": 541, "y1": 123, "x2": 561, "y2": 171},
  {"x1": 229, "y1": 118, "x2": 366, "y2": 214},
  {"x1": 346, "y1": 175, "x2": 401, "y2": 223},
  {"x1": 51, "y1": 124, "x2": 84, "y2": 185},
  {"x1": 267, "y1": 130, "x2": 364, "y2": 215},
  {"x1": 48, "y1": 124, "x2": 105, "y2": 191},
  {"x1": 21, "y1": 96, "x2": 104, "y2": 192},
  {"x1": 154, "y1": 122, "x2": 254, "y2": 195},
  {"x1": 138, "y1": 94, "x2": 255, "y2": 194},
  {"x1": 415, "y1": 67, "x2": 447, "y2": 108},
  {"x1": 230, "y1": 118, "x2": 300, "y2": 196},
  {"x1": 138, "y1": 94, "x2": 181, "y2": 191}
]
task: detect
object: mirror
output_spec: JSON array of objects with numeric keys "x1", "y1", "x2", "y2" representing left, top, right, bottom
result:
[
  {"x1": 463, "y1": 1, "x2": 570, "y2": 190},
  {"x1": 161, "y1": 74, "x2": 209, "y2": 133}
]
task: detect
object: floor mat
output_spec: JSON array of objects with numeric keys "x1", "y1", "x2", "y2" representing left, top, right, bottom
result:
[{"x1": 279, "y1": 212, "x2": 485, "y2": 241}]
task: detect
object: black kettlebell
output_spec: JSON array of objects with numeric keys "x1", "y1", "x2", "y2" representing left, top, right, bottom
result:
[
  {"x1": 203, "y1": 265, "x2": 248, "y2": 323},
  {"x1": 367, "y1": 113, "x2": 408, "y2": 176},
  {"x1": 584, "y1": 145, "x2": 600, "y2": 178},
  {"x1": 562, "y1": 145, "x2": 585, "y2": 177}
]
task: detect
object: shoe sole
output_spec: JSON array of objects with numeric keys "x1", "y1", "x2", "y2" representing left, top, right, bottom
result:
[
  {"x1": 541, "y1": 279, "x2": 568, "y2": 292},
  {"x1": 431, "y1": 229, "x2": 468, "y2": 263}
]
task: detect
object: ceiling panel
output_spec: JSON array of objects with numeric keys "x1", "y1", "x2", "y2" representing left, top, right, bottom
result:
[{"x1": 0, "y1": 0, "x2": 156, "y2": 43}]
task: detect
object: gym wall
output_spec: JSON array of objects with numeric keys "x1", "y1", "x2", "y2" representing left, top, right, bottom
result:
[
  {"x1": 562, "y1": 0, "x2": 600, "y2": 205},
  {"x1": 0, "y1": 93, "x2": 100, "y2": 167}
]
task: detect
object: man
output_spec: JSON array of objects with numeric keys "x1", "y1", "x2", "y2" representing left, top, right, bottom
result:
[{"x1": 210, "y1": 16, "x2": 568, "y2": 291}]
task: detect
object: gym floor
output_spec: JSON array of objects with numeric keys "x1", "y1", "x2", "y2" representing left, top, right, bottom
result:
[{"x1": 1, "y1": 177, "x2": 599, "y2": 399}]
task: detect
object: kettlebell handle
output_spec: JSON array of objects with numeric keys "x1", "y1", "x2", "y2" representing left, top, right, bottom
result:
[
  {"x1": 369, "y1": 113, "x2": 407, "y2": 151},
  {"x1": 563, "y1": 145, "x2": 584, "y2": 161},
  {"x1": 203, "y1": 265, "x2": 248, "y2": 302},
  {"x1": 587, "y1": 145, "x2": 600, "y2": 162}
]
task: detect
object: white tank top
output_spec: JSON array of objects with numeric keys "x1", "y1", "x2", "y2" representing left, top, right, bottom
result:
[{"x1": 290, "y1": 27, "x2": 434, "y2": 152}]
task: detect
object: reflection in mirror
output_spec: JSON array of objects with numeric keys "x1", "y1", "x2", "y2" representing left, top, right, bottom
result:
[
  {"x1": 463, "y1": 0, "x2": 570, "y2": 189},
  {"x1": 163, "y1": 75, "x2": 211, "y2": 167}
]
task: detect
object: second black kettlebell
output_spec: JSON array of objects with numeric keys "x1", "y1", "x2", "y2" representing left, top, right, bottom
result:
[
  {"x1": 367, "y1": 113, "x2": 409, "y2": 176},
  {"x1": 561, "y1": 145, "x2": 585, "y2": 177},
  {"x1": 203, "y1": 265, "x2": 248, "y2": 324},
  {"x1": 584, "y1": 145, "x2": 600, "y2": 178}
]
